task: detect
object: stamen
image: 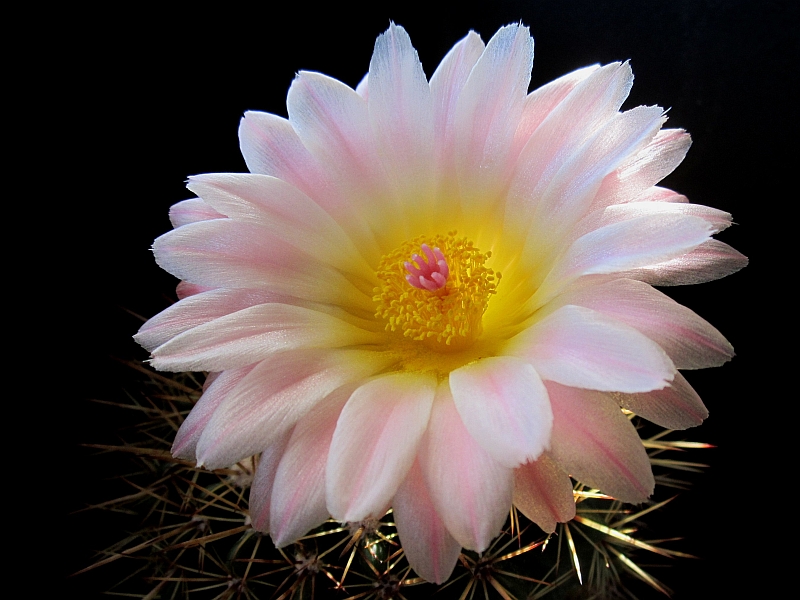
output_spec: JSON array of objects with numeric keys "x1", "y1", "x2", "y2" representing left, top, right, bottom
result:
[
  {"x1": 374, "y1": 232, "x2": 500, "y2": 351},
  {"x1": 404, "y1": 244, "x2": 449, "y2": 291}
]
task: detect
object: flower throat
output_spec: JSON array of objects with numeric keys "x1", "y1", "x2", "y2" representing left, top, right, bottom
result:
[{"x1": 373, "y1": 232, "x2": 500, "y2": 352}]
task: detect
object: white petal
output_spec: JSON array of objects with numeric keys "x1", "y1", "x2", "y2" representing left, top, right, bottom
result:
[
  {"x1": 150, "y1": 304, "x2": 382, "y2": 372},
  {"x1": 506, "y1": 305, "x2": 675, "y2": 393},
  {"x1": 326, "y1": 373, "x2": 436, "y2": 522},
  {"x1": 269, "y1": 385, "x2": 353, "y2": 547},
  {"x1": 393, "y1": 459, "x2": 461, "y2": 584},
  {"x1": 556, "y1": 278, "x2": 733, "y2": 369},
  {"x1": 614, "y1": 372, "x2": 708, "y2": 429},
  {"x1": 195, "y1": 349, "x2": 392, "y2": 469},
  {"x1": 418, "y1": 383, "x2": 513, "y2": 551},
  {"x1": 547, "y1": 382, "x2": 654, "y2": 503},
  {"x1": 449, "y1": 356, "x2": 552, "y2": 468},
  {"x1": 513, "y1": 453, "x2": 576, "y2": 533}
]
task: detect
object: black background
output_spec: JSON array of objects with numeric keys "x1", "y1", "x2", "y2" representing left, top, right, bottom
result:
[{"x1": 65, "y1": 1, "x2": 795, "y2": 597}]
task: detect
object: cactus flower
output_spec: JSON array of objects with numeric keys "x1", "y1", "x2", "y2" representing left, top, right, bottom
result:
[{"x1": 136, "y1": 23, "x2": 745, "y2": 584}]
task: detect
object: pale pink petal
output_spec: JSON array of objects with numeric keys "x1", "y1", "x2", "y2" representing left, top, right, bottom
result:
[
  {"x1": 614, "y1": 372, "x2": 708, "y2": 429},
  {"x1": 505, "y1": 62, "x2": 634, "y2": 238},
  {"x1": 355, "y1": 73, "x2": 369, "y2": 99},
  {"x1": 238, "y1": 110, "x2": 381, "y2": 259},
  {"x1": 429, "y1": 31, "x2": 485, "y2": 189},
  {"x1": 506, "y1": 305, "x2": 675, "y2": 393},
  {"x1": 513, "y1": 453, "x2": 576, "y2": 533},
  {"x1": 555, "y1": 278, "x2": 733, "y2": 369},
  {"x1": 196, "y1": 349, "x2": 391, "y2": 469},
  {"x1": 418, "y1": 383, "x2": 513, "y2": 552},
  {"x1": 287, "y1": 71, "x2": 408, "y2": 241},
  {"x1": 524, "y1": 105, "x2": 666, "y2": 250},
  {"x1": 547, "y1": 382, "x2": 654, "y2": 503},
  {"x1": 172, "y1": 365, "x2": 256, "y2": 460},
  {"x1": 152, "y1": 219, "x2": 372, "y2": 310},
  {"x1": 187, "y1": 173, "x2": 371, "y2": 275},
  {"x1": 169, "y1": 198, "x2": 226, "y2": 228},
  {"x1": 453, "y1": 24, "x2": 533, "y2": 210},
  {"x1": 571, "y1": 201, "x2": 732, "y2": 245},
  {"x1": 135, "y1": 288, "x2": 282, "y2": 352},
  {"x1": 249, "y1": 429, "x2": 293, "y2": 533},
  {"x1": 631, "y1": 186, "x2": 689, "y2": 203},
  {"x1": 176, "y1": 281, "x2": 212, "y2": 299},
  {"x1": 621, "y1": 239, "x2": 749, "y2": 286},
  {"x1": 368, "y1": 23, "x2": 435, "y2": 202},
  {"x1": 150, "y1": 304, "x2": 382, "y2": 372},
  {"x1": 535, "y1": 213, "x2": 713, "y2": 304},
  {"x1": 449, "y1": 356, "x2": 552, "y2": 468},
  {"x1": 393, "y1": 459, "x2": 461, "y2": 584},
  {"x1": 326, "y1": 373, "x2": 436, "y2": 523},
  {"x1": 593, "y1": 128, "x2": 692, "y2": 208},
  {"x1": 269, "y1": 385, "x2": 354, "y2": 547},
  {"x1": 511, "y1": 65, "x2": 600, "y2": 157}
]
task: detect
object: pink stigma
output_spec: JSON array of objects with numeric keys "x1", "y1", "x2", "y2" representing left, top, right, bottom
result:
[{"x1": 404, "y1": 244, "x2": 449, "y2": 291}]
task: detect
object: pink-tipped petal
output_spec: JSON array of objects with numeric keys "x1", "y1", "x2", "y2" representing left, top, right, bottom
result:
[
  {"x1": 449, "y1": 356, "x2": 552, "y2": 468},
  {"x1": 614, "y1": 372, "x2": 708, "y2": 429},
  {"x1": 507, "y1": 305, "x2": 675, "y2": 393},
  {"x1": 249, "y1": 429, "x2": 293, "y2": 533},
  {"x1": 195, "y1": 349, "x2": 392, "y2": 469},
  {"x1": 513, "y1": 453, "x2": 576, "y2": 533},
  {"x1": 172, "y1": 365, "x2": 256, "y2": 460},
  {"x1": 269, "y1": 385, "x2": 354, "y2": 547},
  {"x1": 556, "y1": 278, "x2": 734, "y2": 370},
  {"x1": 393, "y1": 459, "x2": 462, "y2": 584},
  {"x1": 326, "y1": 373, "x2": 436, "y2": 523},
  {"x1": 149, "y1": 304, "x2": 381, "y2": 373},
  {"x1": 547, "y1": 382, "x2": 654, "y2": 504},
  {"x1": 419, "y1": 383, "x2": 513, "y2": 552}
]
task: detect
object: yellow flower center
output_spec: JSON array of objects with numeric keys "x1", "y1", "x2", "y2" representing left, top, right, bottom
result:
[{"x1": 373, "y1": 232, "x2": 501, "y2": 353}]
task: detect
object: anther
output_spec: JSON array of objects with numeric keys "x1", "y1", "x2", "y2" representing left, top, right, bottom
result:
[{"x1": 404, "y1": 244, "x2": 449, "y2": 291}]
